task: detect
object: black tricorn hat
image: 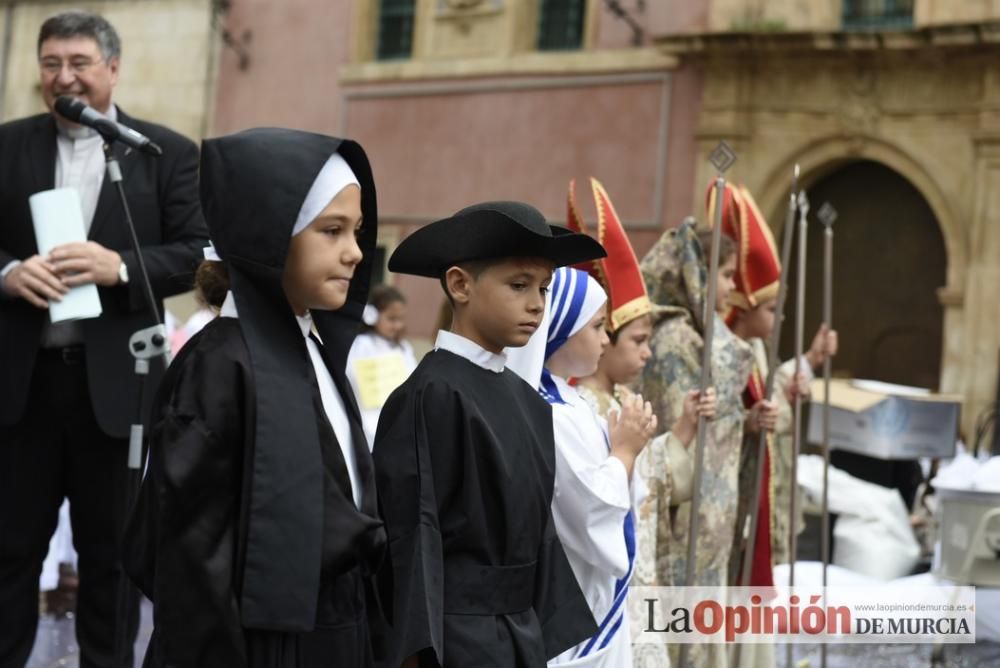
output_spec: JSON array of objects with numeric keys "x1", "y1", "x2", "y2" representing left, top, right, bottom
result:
[{"x1": 388, "y1": 200, "x2": 606, "y2": 278}]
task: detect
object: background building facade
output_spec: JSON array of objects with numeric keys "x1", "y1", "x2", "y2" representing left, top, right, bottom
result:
[
  {"x1": 1, "y1": 0, "x2": 997, "y2": 439},
  {"x1": 663, "y1": 0, "x2": 1000, "y2": 445}
]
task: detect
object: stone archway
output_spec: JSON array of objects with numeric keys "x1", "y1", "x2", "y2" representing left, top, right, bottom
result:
[
  {"x1": 756, "y1": 136, "x2": 964, "y2": 294},
  {"x1": 751, "y1": 136, "x2": 961, "y2": 392},
  {"x1": 775, "y1": 160, "x2": 947, "y2": 390}
]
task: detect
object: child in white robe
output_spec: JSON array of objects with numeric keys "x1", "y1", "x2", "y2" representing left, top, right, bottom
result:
[
  {"x1": 346, "y1": 285, "x2": 417, "y2": 447},
  {"x1": 521, "y1": 266, "x2": 656, "y2": 667}
]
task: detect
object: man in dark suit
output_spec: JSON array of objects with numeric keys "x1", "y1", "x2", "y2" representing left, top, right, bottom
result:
[{"x1": 0, "y1": 11, "x2": 207, "y2": 667}]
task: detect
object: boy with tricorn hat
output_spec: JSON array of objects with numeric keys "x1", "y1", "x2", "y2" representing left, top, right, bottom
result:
[{"x1": 373, "y1": 201, "x2": 606, "y2": 667}]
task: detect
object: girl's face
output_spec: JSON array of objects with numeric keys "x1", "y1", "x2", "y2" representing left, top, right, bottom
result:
[
  {"x1": 547, "y1": 309, "x2": 609, "y2": 379},
  {"x1": 374, "y1": 300, "x2": 407, "y2": 343},
  {"x1": 715, "y1": 253, "x2": 737, "y2": 313},
  {"x1": 282, "y1": 185, "x2": 363, "y2": 315},
  {"x1": 597, "y1": 314, "x2": 653, "y2": 385}
]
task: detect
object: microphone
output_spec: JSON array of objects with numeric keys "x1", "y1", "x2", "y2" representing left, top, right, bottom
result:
[{"x1": 54, "y1": 96, "x2": 163, "y2": 157}]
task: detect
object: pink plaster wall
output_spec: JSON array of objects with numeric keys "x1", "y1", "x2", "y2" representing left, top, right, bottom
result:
[
  {"x1": 211, "y1": 0, "x2": 352, "y2": 136},
  {"x1": 342, "y1": 78, "x2": 667, "y2": 224},
  {"x1": 207, "y1": 1, "x2": 706, "y2": 341},
  {"x1": 339, "y1": 71, "x2": 702, "y2": 340},
  {"x1": 662, "y1": 65, "x2": 704, "y2": 227}
]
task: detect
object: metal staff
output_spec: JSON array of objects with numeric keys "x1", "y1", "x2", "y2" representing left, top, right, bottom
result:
[
  {"x1": 679, "y1": 141, "x2": 736, "y2": 668},
  {"x1": 730, "y1": 166, "x2": 799, "y2": 668},
  {"x1": 786, "y1": 191, "x2": 809, "y2": 668},
  {"x1": 817, "y1": 201, "x2": 837, "y2": 668},
  {"x1": 738, "y1": 165, "x2": 800, "y2": 588}
]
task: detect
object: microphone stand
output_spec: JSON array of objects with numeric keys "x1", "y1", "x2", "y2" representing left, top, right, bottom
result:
[{"x1": 100, "y1": 139, "x2": 170, "y2": 668}]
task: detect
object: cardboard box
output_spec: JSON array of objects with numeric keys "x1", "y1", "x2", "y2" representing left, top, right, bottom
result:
[{"x1": 806, "y1": 379, "x2": 961, "y2": 460}]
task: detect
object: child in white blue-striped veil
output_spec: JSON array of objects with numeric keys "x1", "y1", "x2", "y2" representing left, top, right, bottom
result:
[{"x1": 515, "y1": 265, "x2": 657, "y2": 667}]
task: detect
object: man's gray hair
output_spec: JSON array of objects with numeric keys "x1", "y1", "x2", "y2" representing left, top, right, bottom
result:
[{"x1": 38, "y1": 10, "x2": 121, "y2": 61}]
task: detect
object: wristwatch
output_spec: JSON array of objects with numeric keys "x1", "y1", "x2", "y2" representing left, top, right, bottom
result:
[{"x1": 118, "y1": 260, "x2": 129, "y2": 285}]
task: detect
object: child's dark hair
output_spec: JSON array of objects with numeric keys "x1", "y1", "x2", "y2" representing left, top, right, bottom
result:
[
  {"x1": 696, "y1": 228, "x2": 737, "y2": 268},
  {"x1": 362, "y1": 284, "x2": 406, "y2": 333},
  {"x1": 435, "y1": 299, "x2": 453, "y2": 336},
  {"x1": 369, "y1": 284, "x2": 406, "y2": 311},
  {"x1": 194, "y1": 260, "x2": 229, "y2": 310},
  {"x1": 606, "y1": 311, "x2": 653, "y2": 345},
  {"x1": 438, "y1": 259, "x2": 496, "y2": 305}
]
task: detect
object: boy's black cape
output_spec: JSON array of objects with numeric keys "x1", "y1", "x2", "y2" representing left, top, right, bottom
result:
[{"x1": 373, "y1": 349, "x2": 597, "y2": 667}]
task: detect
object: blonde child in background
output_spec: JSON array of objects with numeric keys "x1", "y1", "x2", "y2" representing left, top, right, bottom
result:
[{"x1": 347, "y1": 284, "x2": 417, "y2": 448}]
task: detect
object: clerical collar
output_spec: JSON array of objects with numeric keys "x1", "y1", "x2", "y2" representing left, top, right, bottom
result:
[
  {"x1": 56, "y1": 102, "x2": 117, "y2": 140},
  {"x1": 434, "y1": 330, "x2": 506, "y2": 374}
]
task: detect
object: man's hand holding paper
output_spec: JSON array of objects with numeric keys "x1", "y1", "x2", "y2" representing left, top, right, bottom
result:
[
  {"x1": 27, "y1": 187, "x2": 103, "y2": 322},
  {"x1": 50, "y1": 240, "x2": 123, "y2": 287}
]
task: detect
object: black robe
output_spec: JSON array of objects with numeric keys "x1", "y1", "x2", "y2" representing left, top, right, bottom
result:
[
  {"x1": 125, "y1": 317, "x2": 386, "y2": 667},
  {"x1": 123, "y1": 129, "x2": 387, "y2": 667},
  {"x1": 372, "y1": 349, "x2": 596, "y2": 667}
]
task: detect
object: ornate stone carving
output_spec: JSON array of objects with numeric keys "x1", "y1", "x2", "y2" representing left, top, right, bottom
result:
[
  {"x1": 435, "y1": 0, "x2": 502, "y2": 35},
  {"x1": 443, "y1": 0, "x2": 487, "y2": 8}
]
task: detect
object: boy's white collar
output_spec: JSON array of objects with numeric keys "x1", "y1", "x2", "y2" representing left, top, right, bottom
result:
[{"x1": 434, "y1": 330, "x2": 506, "y2": 373}]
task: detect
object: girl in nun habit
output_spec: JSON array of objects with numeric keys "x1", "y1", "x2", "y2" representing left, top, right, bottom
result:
[
  {"x1": 123, "y1": 128, "x2": 387, "y2": 668},
  {"x1": 514, "y1": 266, "x2": 656, "y2": 667}
]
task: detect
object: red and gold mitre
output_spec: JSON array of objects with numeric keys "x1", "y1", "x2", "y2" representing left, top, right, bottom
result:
[
  {"x1": 705, "y1": 181, "x2": 781, "y2": 314},
  {"x1": 566, "y1": 178, "x2": 652, "y2": 332}
]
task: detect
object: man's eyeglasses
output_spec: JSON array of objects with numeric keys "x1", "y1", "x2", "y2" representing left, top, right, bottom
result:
[{"x1": 39, "y1": 58, "x2": 105, "y2": 75}]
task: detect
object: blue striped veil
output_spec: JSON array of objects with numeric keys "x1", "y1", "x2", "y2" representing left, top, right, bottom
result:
[{"x1": 539, "y1": 267, "x2": 607, "y2": 404}]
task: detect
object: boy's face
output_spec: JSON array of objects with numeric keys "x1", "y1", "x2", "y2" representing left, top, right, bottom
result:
[
  {"x1": 596, "y1": 314, "x2": 652, "y2": 385},
  {"x1": 282, "y1": 185, "x2": 363, "y2": 315},
  {"x1": 715, "y1": 253, "x2": 737, "y2": 313},
  {"x1": 735, "y1": 297, "x2": 777, "y2": 340},
  {"x1": 447, "y1": 257, "x2": 554, "y2": 353},
  {"x1": 547, "y1": 309, "x2": 609, "y2": 379}
]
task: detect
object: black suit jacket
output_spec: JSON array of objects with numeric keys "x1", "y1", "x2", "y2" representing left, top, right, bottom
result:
[{"x1": 0, "y1": 109, "x2": 208, "y2": 438}]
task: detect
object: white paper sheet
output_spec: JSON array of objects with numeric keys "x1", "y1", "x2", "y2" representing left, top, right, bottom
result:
[{"x1": 29, "y1": 188, "x2": 103, "y2": 323}]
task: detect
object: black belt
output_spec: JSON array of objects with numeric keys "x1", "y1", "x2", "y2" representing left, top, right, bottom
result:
[
  {"x1": 40, "y1": 345, "x2": 85, "y2": 365},
  {"x1": 443, "y1": 559, "x2": 537, "y2": 615}
]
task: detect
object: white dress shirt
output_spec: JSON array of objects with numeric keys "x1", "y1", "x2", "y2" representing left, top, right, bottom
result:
[
  {"x1": 433, "y1": 329, "x2": 507, "y2": 373},
  {"x1": 36, "y1": 106, "x2": 118, "y2": 347},
  {"x1": 55, "y1": 104, "x2": 116, "y2": 233}
]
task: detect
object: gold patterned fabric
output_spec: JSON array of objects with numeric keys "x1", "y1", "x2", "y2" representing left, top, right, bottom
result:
[{"x1": 630, "y1": 220, "x2": 753, "y2": 668}]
